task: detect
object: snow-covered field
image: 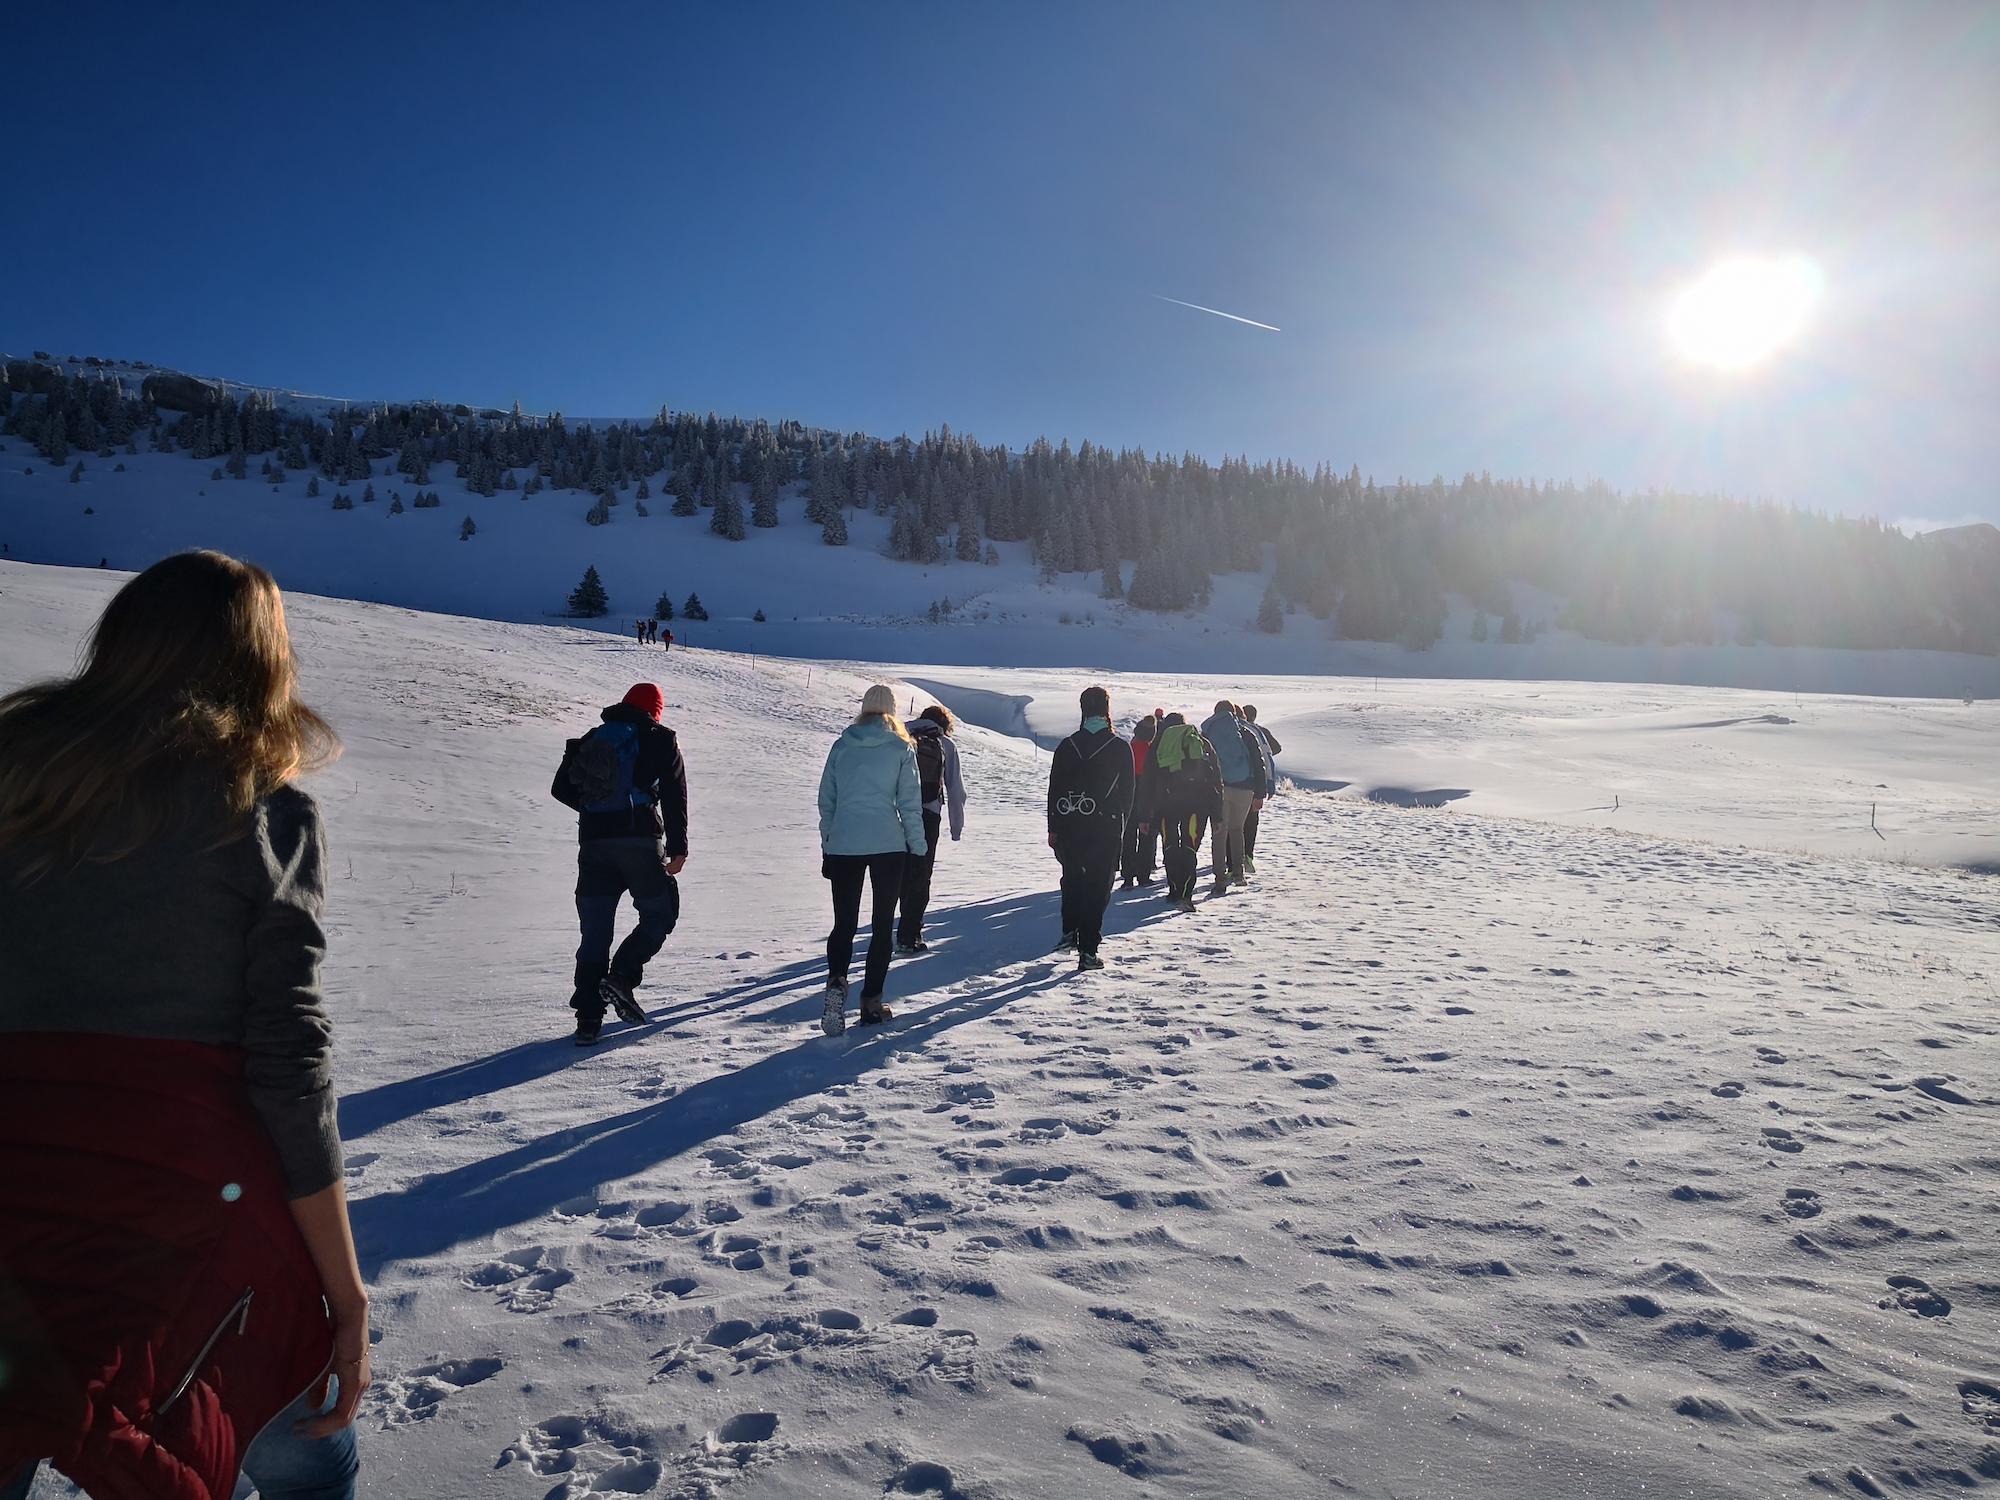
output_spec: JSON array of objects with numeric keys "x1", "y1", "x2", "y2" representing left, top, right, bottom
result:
[
  {"x1": 4, "y1": 561, "x2": 1996, "y2": 1500},
  {"x1": 900, "y1": 668, "x2": 2000, "y2": 874}
]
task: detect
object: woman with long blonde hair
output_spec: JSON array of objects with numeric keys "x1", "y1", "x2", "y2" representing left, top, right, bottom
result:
[
  {"x1": 0, "y1": 551, "x2": 367, "y2": 1500},
  {"x1": 815, "y1": 684, "x2": 927, "y2": 1034}
]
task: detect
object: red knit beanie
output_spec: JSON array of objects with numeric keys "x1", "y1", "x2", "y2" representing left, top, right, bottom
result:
[{"x1": 622, "y1": 683, "x2": 665, "y2": 721}]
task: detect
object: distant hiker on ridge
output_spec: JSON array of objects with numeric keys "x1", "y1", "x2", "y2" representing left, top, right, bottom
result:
[
  {"x1": 550, "y1": 682, "x2": 689, "y2": 1046},
  {"x1": 895, "y1": 704, "x2": 966, "y2": 956},
  {"x1": 818, "y1": 685, "x2": 927, "y2": 1034},
  {"x1": 1047, "y1": 685, "x2": 1132, "y2": 970}
]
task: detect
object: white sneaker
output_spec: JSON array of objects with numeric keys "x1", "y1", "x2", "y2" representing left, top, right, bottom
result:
[{"x1": 821, "y1": 980, "x2": 848, "y2": 1037}]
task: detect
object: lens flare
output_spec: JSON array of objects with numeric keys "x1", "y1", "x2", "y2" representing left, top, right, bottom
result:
[{"x1": 1666, "y1": 255, "x2": 1821, "y2": 371}]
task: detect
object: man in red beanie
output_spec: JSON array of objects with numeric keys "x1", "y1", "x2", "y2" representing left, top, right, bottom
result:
[{"x1": 550, "y1": 682, "x2": 689, "y2": 1044}]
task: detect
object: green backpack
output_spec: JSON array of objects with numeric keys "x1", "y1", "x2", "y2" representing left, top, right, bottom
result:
[{"x1": 1153, "y1": 723, "x2": 1204, "y2": 774}]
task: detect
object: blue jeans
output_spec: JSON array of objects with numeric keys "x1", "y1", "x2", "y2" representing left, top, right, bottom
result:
[{"x1": 1, "y1": 1379, "x2": 356, "y2": 1500}]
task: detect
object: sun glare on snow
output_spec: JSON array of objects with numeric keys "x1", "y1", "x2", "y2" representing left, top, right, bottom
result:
[{"x1": 1666, "y1": 255, "x2": 1821, "y2": 372}]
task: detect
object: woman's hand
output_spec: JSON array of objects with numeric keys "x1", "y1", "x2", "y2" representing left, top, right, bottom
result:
[
  {"x1": 299, "y1": 1292, "x2": 371, "y2": 1437},
  {"x1": 287, "y1": 1178, "x2": 372, "y2": 1436}
]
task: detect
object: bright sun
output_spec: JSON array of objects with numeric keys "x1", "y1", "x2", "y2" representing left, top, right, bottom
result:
[{"x1": 1666, "y1": 254, "x2": 1821, "y2": 371}]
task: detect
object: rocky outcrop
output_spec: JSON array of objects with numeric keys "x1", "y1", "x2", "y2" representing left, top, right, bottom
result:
[{"x1": 140, "y1": 371, "x2": 222, "y2": 412}]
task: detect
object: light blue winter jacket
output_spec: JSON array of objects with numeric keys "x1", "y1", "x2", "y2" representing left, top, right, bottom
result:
[
  {"x1": 1202, "y1": 710, "x2": 1254, "y2": 787},
  {"x1": 818, "y1": 719, "x2": 929, "y2": 856}
]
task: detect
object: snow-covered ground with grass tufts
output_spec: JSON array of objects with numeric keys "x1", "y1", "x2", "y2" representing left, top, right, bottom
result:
[{"x1": 4, "y1": 560, "x2": 1996, "y2": 1500}]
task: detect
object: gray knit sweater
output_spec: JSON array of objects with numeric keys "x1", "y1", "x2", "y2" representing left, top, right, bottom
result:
[{"x1": 0, "y1": 785, "x2": 341, "y2": 1197}]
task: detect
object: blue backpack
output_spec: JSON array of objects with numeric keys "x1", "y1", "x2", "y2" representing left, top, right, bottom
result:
[{"x1": 568, "y1": 722, "x2": 651, "y2": 814}]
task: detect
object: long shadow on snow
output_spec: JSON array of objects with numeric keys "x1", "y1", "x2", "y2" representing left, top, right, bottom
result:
[
  {"x1": 746, "y1": 883, "x2": 1178, "y2": 1026},
  {"x1": 347, "y1": 963, "x2": 1068, "y2": 1276},
  {"x1": 334, "y1": 964, "x2": 818, "y2": 1141}
]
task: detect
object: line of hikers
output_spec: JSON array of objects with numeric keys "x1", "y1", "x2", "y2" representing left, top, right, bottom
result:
[
  {"x1": 551, "y1": 676, "x2": 1275, "y2": 1043},
  {"x1": 0, "y1": 552, "x2": 1282, "y2": 1500},
  {"x1": 632, "y1": 618, "x2": 673, "y2": 648}
]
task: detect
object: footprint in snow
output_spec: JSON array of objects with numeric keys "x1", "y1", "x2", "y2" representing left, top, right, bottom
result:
[
  {"x1": 1761, "y1": 1127, "x2": 1805, "y2": 1155},
  {"x1": 1880, "y1": 1274, "x2": 1951, "y2": 1318},
  {"x1": 1780, "y1": 1187, "x2": 1822, "y2": 1219},
  {"x1": 1961, "y1": 1379, "x2": 2000, "y2": 1432},
  {"x1": 368, "y1": 1355, "x2": 504, "y2": 1427}
]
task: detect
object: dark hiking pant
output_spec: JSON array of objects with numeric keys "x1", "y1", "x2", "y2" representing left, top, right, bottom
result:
[
  {"x1": 895, "y1": 810, "x2": 943, "y2": 947},
  {"x1": 1056, "y1": 823, "x2": 1122, "y2": 954},
  {"x1": 1121, "y1": 807, "x2": 1158, "y2": 881},
  {"x1": 575, "y1": 836, "x2": 681, "y2": 1013},
  {"x1": 1244, "y1": 800, "x2": 1261, "y2": 858},
  {"x1": 1161, "y1": 810, "x2": 1205, "y2": 902},
  {"x1": 827, "y1": 850, "x2": 907, "y2": 999}
]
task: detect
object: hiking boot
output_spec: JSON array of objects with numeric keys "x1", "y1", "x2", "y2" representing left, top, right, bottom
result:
[
  {"x1": 821, "y1": 979, "x2": 848, "y2": 1037},
  {"x1": 1137, "y1": 875, "x2": 1160, "y2": 887},
  {"x1": 599, "y1": 973, "x2": 647, "y2": 1025},
  {"x1": 1055, "y1": 931, "x2": 1080, "y2": 952},
  {"x1": 1121, "y1": 876, "x2": 1136, "y2": 890},
  {"x1": 1078, "y1": 951, "x2": 1105, "y2": 972},
  {"x1": 859, "y1": 997, "x2": 893, "y2": 1025},
  {"x1": 1242, "y1": 856, "x2": 1258, "y2": 877},
  {"x1": 894, "y1": 941, "x2": 926, "y2": 956},
  {"x1": 573, "y1": 1010, "x2": 603, "y2": 1047},
  {"x1": 1207, "y1": 883, "x2": 1231, "y2": 898},
  {"x1": 1175, "y1": 897, "x2": 1198, "y2": 914}
]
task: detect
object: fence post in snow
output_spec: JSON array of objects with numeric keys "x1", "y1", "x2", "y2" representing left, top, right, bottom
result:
[{"x1": 1871, "y1": 801, "x2": 1877, "y2": 831}]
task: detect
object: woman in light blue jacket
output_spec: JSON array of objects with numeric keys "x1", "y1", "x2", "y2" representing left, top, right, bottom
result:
[{"x1": 817, "y1": 684, "x2": 927, "y2": 1034}]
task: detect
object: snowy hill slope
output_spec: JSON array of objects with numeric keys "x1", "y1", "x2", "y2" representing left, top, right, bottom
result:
[
  {"x1": 901, "y1": 667, "x2": 2000, "y2": 873},
  {"x1": 4, "y1": 562, "x2": 1996, "y2": 1500},
  {"x1": 5, "y1": 354, "x2": 2000, "y2": 696}
]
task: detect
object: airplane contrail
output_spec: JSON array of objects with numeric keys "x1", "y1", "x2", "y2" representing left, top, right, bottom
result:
[{"x1": 1149, "y1": 293, "x2": 1280, "y2": 332}]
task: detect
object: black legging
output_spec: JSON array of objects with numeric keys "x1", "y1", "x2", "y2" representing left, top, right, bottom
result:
[
  {"x1": 896, "y1": 810, "x2": 942, "y2": 946},
  {"x1": 826, "y1": 851, "x2": 907, "y2": 999}
]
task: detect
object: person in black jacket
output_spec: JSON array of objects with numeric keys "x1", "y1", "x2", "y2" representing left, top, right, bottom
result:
[
  {"x1": 550, "y1": 682, "x2": 690, "y2": 1044},
  {"x1": 1242, "y1": 704, "x2": 1282, "y2": 868},
  {"x1": 1046, "y1": 685, "x2": 1132, "y2": 971}
]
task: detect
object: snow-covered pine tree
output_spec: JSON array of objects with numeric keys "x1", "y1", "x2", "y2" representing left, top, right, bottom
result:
[
  {"x1": 1257, "y1": 581, "x2": 1284, "y2": 633},
  {"x1": 389, "y1": 495, "x2": 405, "y2": 514},
  {"x1": 984, "y1": 542, "x2": 1000, "y2": 566},
  {"x1": 654, "y1": 592, "x2": 675, "y2": 621},
  {"x1": 306, "y1": 476, "x2": 320, "y2": 497},
  {"x1": 821, "y1": 505, "x2": 849, "y2": 546},
  {"x1": 712, "y1": 488, "x2": 745, "y2": 540},
  {"x1": 1101, "y1": 562, "x2": 1124, "y2": 600},
  {"x1": 568, "y1": 566, "x2": 609, "y2": 618},
  {"x1": 460, "y1": 515, "x2": 476, "y2": 540},
  {"x1": 586, "y1": 497, "x2": 611, "y2": 526},
  {"x1": 955, "y1": 518, "x2": 982, "y2": 563},
  {"x1": 682, "y1": 592, "x2": 709, "y2": 621}
]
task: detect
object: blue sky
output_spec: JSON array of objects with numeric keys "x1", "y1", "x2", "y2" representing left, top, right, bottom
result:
[{"x1": 4, "y1": 1, "x2": 1993, "y2": 524}]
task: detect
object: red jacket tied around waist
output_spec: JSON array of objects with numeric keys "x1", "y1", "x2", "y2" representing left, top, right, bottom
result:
[{"x1": 0, "y1": 1034, "x2": 334, "y2": 1500}]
